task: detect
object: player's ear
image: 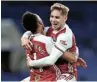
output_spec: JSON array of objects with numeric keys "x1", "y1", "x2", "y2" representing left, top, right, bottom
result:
[
  {"x1": 64, "y1": 16, "x2": 67, "y2": 22},
  {"x1": 64, "y1": 16, "x2": 67, "y2": 20}
]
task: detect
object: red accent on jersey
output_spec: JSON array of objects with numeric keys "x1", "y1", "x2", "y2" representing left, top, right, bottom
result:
[
  {"x1": 30, "y1": 66, "x2": 56, "y2": 81},
  {"x1": 26, "y1": 35, "x2": 56, "y2": 81},
  {"x1": 55, "y1": 28, "x2": 66, "y2": 38},
  {"x1": 46, "y1": 27, "x2": 53, "y2": 37},
  {"x1": 46, "y1": 27, "x2": 66, "y2": 41},
  {"x1": 26, "y1": 36, "x2": 35, "y2": 60},
  {"x1": 30, "y1": 39, "x2": 48, "y2": 59},
  {"x1": 26, "y1": 48, "x2": 35, "y2": 60},
  {"x1": 46, "y1": 26, "x2": 77, "y2": 79},
  {"x1": 67, "y1": 33, "x2": 76, "y2": 53}
]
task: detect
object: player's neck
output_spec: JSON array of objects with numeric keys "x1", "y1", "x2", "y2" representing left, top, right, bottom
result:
[
  {"x1": 56, "y1": 23, "x2": 65, "y2": 31},
  {"x1": 35, "y1": 31, "x2": 44, "y2": 35}
]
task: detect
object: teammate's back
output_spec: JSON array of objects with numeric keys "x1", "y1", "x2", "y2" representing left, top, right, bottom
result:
[
  {"x1": 28, "y1": 33, "x2": 56, "y2": 81},
  {"x1": 29, "y1": 33, "x2": 54, "y2": 59},
  {"x1": 21, "y1": 11, "x2": 56, "y2": 81}
]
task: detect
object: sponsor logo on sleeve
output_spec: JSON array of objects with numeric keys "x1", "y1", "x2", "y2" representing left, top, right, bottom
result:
[{"x1": 60, "y1": 40, "x2": 67, "y2": 45}]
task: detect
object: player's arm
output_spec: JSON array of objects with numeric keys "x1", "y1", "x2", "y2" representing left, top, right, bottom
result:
[
  {"x1": 21, "y1": 31, "x2": 33, "y2": 50},
  {"x1": 77, "y1": 57, "x2": 87, "y2": 68},
  {"x1": 62, "y1": 47, "x2": 79, "y2": 63},
  {"x1": 25, "y1": 49, "x2": 33, "y2": 68},
  {"x1": 21, "y1": 26, "x2": 47, "y2": 50},
  {"x1": 28, "y1": 33, "x2": 73, "y2": 67},
  {"x1": 22, "y1": 31, "x2": 32, "y2": 39},
  {"x1": 62, "y1": 48, "x2": 87, "y2": 67}
]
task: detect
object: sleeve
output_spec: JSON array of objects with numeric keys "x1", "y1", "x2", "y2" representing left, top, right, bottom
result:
[
  {"x1": 45, "y1": 37, "x2": 54, "y2": 54},
  {"x1": 28, "y1": 33, "x2": 73, "y2": 67},
  {"x1": 75, "y1": 46, "x2": 79, "y2": 59},
  {"x1": 55, "y1": 33, "x2": 72, "y2": 53},
  {"x1": 43, "y1": 27, "x2": 50, "y2": 35},
  {"x1": 29, "y1": 46, "x2": 63, "y2": 67},
  {"x1": 22, "y1": 31, "x2": 32, "y2": 39}
]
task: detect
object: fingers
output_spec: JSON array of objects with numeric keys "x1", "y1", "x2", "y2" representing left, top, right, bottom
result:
[
  {"x1": 76, "y1": 58, "x2": 87, "y2": 68},
  {"x1": 22, "y1": 44, "x2": 31, "y2": 50},
  {"x1": 29, "y1": 41, "x2": 33, "y2": 49},
  {"x1": 21, "y1": 39, "x2": 33, "y2": 50},
  {"x1": 26, "y1": 56, "x2": 31, "y2": 67},
  {"x1": 27, "y1": 42, "x2": 33, "y2": 50},
  {"x1": 76, "y1": 62, "x2": 87, "y2": 68},
  {"x1": 81, "y1": 62, "x2": 87, "y2": 68},
  {"x1": 79, "y1": 58, "x2": 87, "y2": 68}
]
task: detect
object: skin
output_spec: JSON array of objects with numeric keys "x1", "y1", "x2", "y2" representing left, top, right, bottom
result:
[
  {"x1": 50, "y1": 9, "x2": 67, "y2": 30},
  {"x1": 21, "y1": 22, "x2": 44, "y2": 50}
]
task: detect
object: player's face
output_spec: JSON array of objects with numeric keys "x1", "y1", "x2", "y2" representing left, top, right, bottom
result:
[{"x1": 50, "y1": 9, "x2": 67, "y2": 30}]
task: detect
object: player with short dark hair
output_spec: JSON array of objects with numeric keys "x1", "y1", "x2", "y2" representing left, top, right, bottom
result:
[
  {"x1": 21, "y1": 11, "x2": 57, "y2": 82},
  {"x1": 21, "y1": 3, "x2": 87, "y2": 81}
]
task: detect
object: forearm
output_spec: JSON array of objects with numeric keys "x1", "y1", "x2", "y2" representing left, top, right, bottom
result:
[
  {"x1": 29, "y1": 57, "x2": 53, "y2": 67},
  {"x1": 29, "y1": 46, "x2": 63, "y2": 67},
  {"x1": 62, "y1": 52, "x2": 77, "y2": 63},
  {"x1": 63, "y1": 47, "x2": 79, "y2": 63}
]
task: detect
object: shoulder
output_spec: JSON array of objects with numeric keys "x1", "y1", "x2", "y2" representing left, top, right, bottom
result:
[
  {"x1": 65, "y1": 24, "x2": 72, "y2": 34},
  {"x1": 56, "y1": 33, "x2": 72, "y2": 48},
  {"x1": 57, "y1": 31, "x2": 72, "y2": 42},
  {"x1": 34, "y1": 34, "x2": 53, "y2": 44},
  {"x1": 57, "y1": 24, "x2": 73, "y2": 40},
  {"x1": 43, "y1": 26, "x2": 50, "y2": 34}
]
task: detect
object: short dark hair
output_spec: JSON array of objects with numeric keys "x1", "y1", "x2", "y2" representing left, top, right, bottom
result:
[{"x1": 22, "y1": 11, "x2": 38, "y2": 34}]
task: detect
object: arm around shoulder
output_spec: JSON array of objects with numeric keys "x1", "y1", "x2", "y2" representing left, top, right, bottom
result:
[{"x1": 22, "y1": 31, "x2": 32, "y2": 39}]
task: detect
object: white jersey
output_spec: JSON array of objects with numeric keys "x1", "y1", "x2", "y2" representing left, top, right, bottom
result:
[
  {"x1": 22, "y1": 24, "x2": 78, "y2": 81},
  {"x1": 23, "y1": 24, "x2": 79, "y2": 67},
  {"x1": 26, "y1": 33, "x2": 57, "y2": 81},
  {"x1": 29, "y1": 33, "x2": 54, "y2": 55},
  {"x1": 44, "y1": 24, "x2": 79, "y2": 57},
  {"x1": 27, "y1": 24, "x2": 78, "y2": 69}
]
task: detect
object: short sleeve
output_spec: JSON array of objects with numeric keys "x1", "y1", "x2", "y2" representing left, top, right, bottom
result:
[
  {"x1": 55, "y1": 33, "x2": 72, "y2": 53},
  {"x1": 43, "y1": 27, "x2": 50, "y2": 35},
  {"x1": 22, "y1": 31, "x2": 32, "y2": 39}
]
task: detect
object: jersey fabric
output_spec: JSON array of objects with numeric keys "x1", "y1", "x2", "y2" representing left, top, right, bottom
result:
[
  {"x1": 26, "y1": 33, "x2": 56, "y2": 81},
  {"x1": 44, "y1": 24, "x2": 78, "y2": 80},
  {"x1": 23, "y1": 23, "x2": 79, "y2": 81}
]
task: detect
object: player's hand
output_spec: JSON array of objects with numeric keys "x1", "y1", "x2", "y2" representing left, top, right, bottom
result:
[
  {"x1": 21, "y1": 37, "x2": 33, "y2": 50},
  {"x1": 76, "y1": 58, "x2": 87, "y2": 68},
  {"x1": 26, "y1": 56, "x2": 31, "y2": 68}
]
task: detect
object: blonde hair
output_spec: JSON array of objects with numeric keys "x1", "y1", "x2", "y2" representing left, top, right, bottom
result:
[{"x1": 50, "y1": 3, "x2": 69, "y2": 16}]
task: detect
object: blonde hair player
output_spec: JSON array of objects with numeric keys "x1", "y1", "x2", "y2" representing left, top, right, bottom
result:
[{"x1": 21, "y1": 3, "x2": 87, "y2": 82}]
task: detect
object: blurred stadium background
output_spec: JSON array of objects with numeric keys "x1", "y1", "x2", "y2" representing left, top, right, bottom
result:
[{"x1": 1, "y1": 1, "x2": 97, "y2": 81}]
